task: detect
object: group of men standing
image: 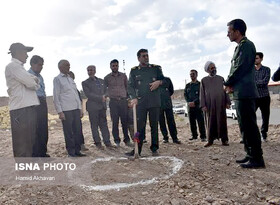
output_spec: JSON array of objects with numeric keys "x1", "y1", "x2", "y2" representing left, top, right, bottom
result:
[
  {"x1": 4, "y1": 18, "x2": 279, "y2": 169},
  {"x1": 5, "y1": 44, "x2": 181, "y2": 158}
]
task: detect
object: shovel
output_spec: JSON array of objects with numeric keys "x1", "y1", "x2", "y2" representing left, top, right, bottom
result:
[{"x1": 133, "y1": 103, "x2": 140, "y2": 159}]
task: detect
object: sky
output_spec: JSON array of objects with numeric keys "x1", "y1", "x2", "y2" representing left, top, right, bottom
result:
[{"x1": 1, "y1": 0, "x2": 280, "y2": 97}]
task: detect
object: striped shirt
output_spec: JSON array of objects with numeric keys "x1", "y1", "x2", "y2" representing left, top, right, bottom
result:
[{"x1": 255, "y1": 65, "x2": 270, "y2": 98}]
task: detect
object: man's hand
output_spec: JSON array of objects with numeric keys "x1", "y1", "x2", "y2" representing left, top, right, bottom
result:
[
  {"x1": 150, "y1": 80, "x2": 161, "y2": 91},
  {"x1": 130, "y1": 98, "x2": 138, "y2": 106},
  {"x1": 224, "y1": 86, "x2": 234, "y2": 94},
  {"x1": 80, "y1": 110, "x2": 84, "y2": 118},
  {"x1": 58, "y1": 112, "x2": 65, "y2": 120},
  {"x1": 202, "y1": 106, "x2": 207, "y2": 112},
  {"x1": 226, "y1": 104, "x2": 231, "y2": 109},
  {"x1": 102, "y1": 95, "x2": 106, "y2": 102},
  {"x1": 188, "y1": 102, "x2": 195, "y2": 108}
]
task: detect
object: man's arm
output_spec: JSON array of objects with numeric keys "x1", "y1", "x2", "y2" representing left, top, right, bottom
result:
[
  {"x1": 8, "y1": 65, "x2": 40, "y2": 90},
  {"x1": 224, "y1": 42, "x2": 255, "y2": 86},
  {"x1": 82, "y1": 80, "x2": 103, "y2": 102},
  {"x1": 272, "y1": 65, "x2": 280, "y2": 81},
  {"x1": 256, "y1": 67, "x2": 271, "y2": 87}
]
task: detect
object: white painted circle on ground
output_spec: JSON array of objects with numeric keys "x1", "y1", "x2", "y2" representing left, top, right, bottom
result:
[{"x1": 80, "y1": 156, "x2": 184, "y2": 191}]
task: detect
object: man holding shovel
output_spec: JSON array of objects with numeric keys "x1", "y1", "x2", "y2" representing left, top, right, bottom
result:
[{"x1": 126, "y1": 49, "x2": 164, "y2": 157}]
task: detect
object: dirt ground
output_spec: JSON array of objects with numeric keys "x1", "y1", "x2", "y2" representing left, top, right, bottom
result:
[{"x1": 0, "y1": 109, "x2": 280, "y2": 205}]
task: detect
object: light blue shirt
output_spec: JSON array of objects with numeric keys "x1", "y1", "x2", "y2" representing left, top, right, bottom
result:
[{"x1": 28, "y1": 68, "x2": 46, "y2": 98}]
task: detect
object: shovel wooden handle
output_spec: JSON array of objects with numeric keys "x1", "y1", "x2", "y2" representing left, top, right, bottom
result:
[{"x1": 133, "y1": 104, "x2": 139, "y2": 158}]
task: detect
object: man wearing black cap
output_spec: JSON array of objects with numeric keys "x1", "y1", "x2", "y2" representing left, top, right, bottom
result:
[{"x1": 5, "y1": 42, "x2": 40, "y2": 157}]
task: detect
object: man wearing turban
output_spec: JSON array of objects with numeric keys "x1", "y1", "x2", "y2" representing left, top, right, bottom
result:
[{"x1": 200, "y1": 61, "x2": 231, "y2": 147}]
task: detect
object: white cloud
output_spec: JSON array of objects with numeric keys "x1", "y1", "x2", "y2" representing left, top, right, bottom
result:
[{"x1": 0, "y1": 0, "x2": 280, "y2": 97}]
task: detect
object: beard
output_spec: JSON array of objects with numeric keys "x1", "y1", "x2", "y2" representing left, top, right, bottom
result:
[{"x1": 209, "y1": 70, "x2": 217, "y2": 76}]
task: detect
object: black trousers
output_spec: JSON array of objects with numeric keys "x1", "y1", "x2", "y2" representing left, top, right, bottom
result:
[
  {"x1": 137, "y1": 106, "x2": 160, "y2": 154},
  {"x1": 10, "y1": 106, "x2": 37, "y2": 157},
  {"x1": 32, "y1": 98, "x2": 49, "y2": 157},
  {"x1": 188, "y1": 107, "x2": 206, "y2": 139},
  {"x1": 61, "y1": 109, "x2": 81, "y2": 156},
  {"x1": 235, "y1": 99, "x2": 263, "y2": 161},
  {"x1": 109, "y1": 98, "x2": 130, "y2": 144},
  {"x1": 159, "y1": 108, "x2": 178, "y2": 141},
  {"x1": 255, "y1": 96, "x2": 270, "y2": 137},
  {"x1": 88, "y1": 109, "x2": 111, "y2": 145}
]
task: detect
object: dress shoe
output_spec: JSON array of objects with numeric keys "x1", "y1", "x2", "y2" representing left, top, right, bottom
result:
[
  {"x1": 105, "y1": 144, "x2": 116, "y2": 148},
  {"x1": 240, "y1": 160, "x2": 265, "y2": 169},
  {"x1": 125, "y1": 149, "x2": 141, "y2": 157},
  {"x1": 42, "y1": 154, "x2": 50, "y2": 157},
  {"x1": 81, "y1": 144, "x2": 89, "y2": 151},
  {"x1": 125, "y1": 150, "x2": 134, "y2": 156},
  {"x1": 152, "y1": 150, "x2": 159, "y2": 156},
  {"x1": 201, "y1": 138, "x2": 207, "y2": 142},
  {"x1": 204, "y1": 142, "x2": 213, "y2": 147},
  {"x1": 75, "y1": 152, "x2": 86, "y2": 157},
  {"x1": 240, "y1": 140, "x2": 244, "y2": 144},
  {"x1": 189, "y1": 137, "x2": 198, "y2": 141},
  {"x1": 163, "y1": 139, "x2": 169, "y2": 143},
  {"x1": 68, "y1": 154, "x2": 77, "y2": 157},
  {"x1": 125, "y1": 142, "x2": 134, "y2": 147},
  {"x1": 222, "y1": 141, "x2": 229, "y2": 146},
  {"x1": 236, "y1": 157, "x2": 249, "y2": 164},
  {"x1": 173, "y1": 139, "x2": 181, "y2": 144},
  {"x1": 96, "y1": 144, "x2": 104, "y2": 150}
]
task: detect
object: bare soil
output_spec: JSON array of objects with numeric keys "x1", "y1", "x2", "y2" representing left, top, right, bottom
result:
[{"x1": 0, "y1": 95, "x2": 280, "y2": 204}]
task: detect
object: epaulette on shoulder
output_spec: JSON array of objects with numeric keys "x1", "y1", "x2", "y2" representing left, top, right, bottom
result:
[
  {"x1": 131, "y1": 66, "x2": 140, "y2": 70},
  {"x1": 150, "y1": 64, "x2": 161, "y2": 69}
]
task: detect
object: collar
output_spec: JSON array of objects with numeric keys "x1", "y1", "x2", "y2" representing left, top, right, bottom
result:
[
  {"x1": 28, "y1": 68, "x2": 40, "y2": 76},
  {"x1": 239, "y1": 36, "x2": 247, "y2": 45},
  {"x1": 11, "y1": 58, "x2": 24, "y2": 65},
  {"x1": 59, "y1": 72, "x2": 69, "y2": 77},
  {"x1": 111, "y1": 72, "x2": 120, "y2": 76}
]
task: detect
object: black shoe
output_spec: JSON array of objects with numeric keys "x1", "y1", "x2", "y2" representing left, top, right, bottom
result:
[
  {"x1": 125, "y1": 150, "x2": 134, "y2": 156},
  {"x1": 163, "y1": 139, "x2": 169, "y2": 143},
  {"x1": 240, "y1": 140, "x2": 244, "y2": 144},
  {"x1": 152, "y1": 150, "x2": 159, "y2": 156},
  {"x1": 236, "y1": 157, "x2": 249, "y2": 164},
  {"x1": 68, "y1": 154, "x2": 77, "y2": 157},
  {"x1": 173, "y1": 139, "x2": 181, "y2": 144},
  {"x1": 222, "y1": 141, "x2": 229, "y2": 146},
  {"x1": 201, "y1": 138, "x2": 207, "y2": 142},
  {"x1": 143, "y1": 139, "x2": 147, "y2": 143},
  {"x1": 189, "y1": 137, "x2": 198, "y2": 141},
  {"x1": 96, "y1": 144, "x2": 104, "y2": 150},
  {"x1": 240, "y1": 160, "x2": 265, "y2": 169},
  {"x1": 204, "y1": 142, "x2": 213, "y2": 147},
  {"x1": 75, "y1": 152, "x2": 86, "y2": 157},
  {"x1": 42, "y1": 154, "x2": 50, "y2": 157}
]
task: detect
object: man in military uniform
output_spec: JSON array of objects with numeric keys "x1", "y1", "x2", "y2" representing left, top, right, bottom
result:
[
  {"x1": 126, "y1": 48, "x2": 164, "y2": 156},
  {"x1": 184, "y1": 70, "x2": 206, "y2": 141},
  {"x1": 224, "y1": 19, "x2": 265, "y2": 168},
  {"x1": 159, "y1": 77, "x2": 181, "y2": 144}
]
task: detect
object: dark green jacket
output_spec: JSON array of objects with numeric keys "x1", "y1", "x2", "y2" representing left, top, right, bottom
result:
[
  {"x1": 160, "y1": 77, "x2": 174, "y2": 109},
  {"x1": 224, "y1": 37, "x2": 258, "y2": 99},
  {"x1": 184, "y1": 81, "x2": 200, "y2": 107},
  {"x1": 128, "y1": 64, "x2": 164, "y2": 108}
]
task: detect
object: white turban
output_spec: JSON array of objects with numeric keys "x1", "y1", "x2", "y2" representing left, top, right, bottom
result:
[{"x1": 204, "y1": 61, "x2": 214, "y2": 73}]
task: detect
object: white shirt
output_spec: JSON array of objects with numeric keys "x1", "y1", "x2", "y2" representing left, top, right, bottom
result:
[
  {"x1": 53, "y1": 73, "x2": 81, "y2": 113},
  {"x1": 5, "y1": 58, "x2": 40, "y2": 111}
]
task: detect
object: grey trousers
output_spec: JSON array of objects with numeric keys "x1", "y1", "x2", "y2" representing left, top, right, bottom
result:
[{"x1": 10, "y1": 106, "x2": 37, "y2": 157}]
